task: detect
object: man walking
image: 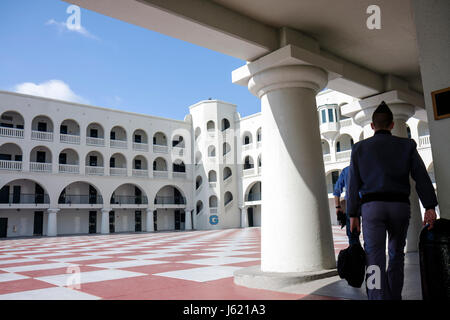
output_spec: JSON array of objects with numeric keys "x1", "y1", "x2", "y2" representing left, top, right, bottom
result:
[
  {"x1": 346, "y1": 101, "x2": 438, "y2": 300},
  {"x1": 333, "y1": 166, "x2": 361, "y2": 245}
]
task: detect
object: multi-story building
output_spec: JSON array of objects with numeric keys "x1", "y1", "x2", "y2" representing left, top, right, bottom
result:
[{"x1": 0, "y1": 89, "x2": 434, "y2": 237}]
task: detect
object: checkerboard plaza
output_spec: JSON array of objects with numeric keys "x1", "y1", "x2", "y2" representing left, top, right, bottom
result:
[{"x1": 0, "y1": 89, "x2": 434, "y2": 237}]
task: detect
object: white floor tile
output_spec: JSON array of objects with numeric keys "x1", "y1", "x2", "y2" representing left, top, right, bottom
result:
[
  {"x1": 0, "y1": 287, "x2": 100, "y2": 300},
  {"x1": 178, "y1": 256, "x2": 259, "y2": 266},
  {"x1": 0, "y1": 273, "x2": 29, "y2": 282},
  {"x1": 155, "y1": 266, "x2": 241, "y2": 282},
  {"x1": 2, "y1": 262, "x2": 75, "y2": 273},
  {"x1": 87, "y1": 260, "x2": 165, "y2": 269}
]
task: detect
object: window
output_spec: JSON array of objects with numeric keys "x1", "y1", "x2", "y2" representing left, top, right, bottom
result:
[
  {"x1": 110, "y1": 157, "x2": 115, "y2": 168},
  {"x1": 59, "y1": 153, "x2": 67, "y2": 165},
  {"x1": 328, "y1": 109, "x2": 334, "y2": 122},
  {"x1": 37, "y1": 122, "x2": 47, "y2": 132},
  {"x1": 90, "y1": 129, "x2": 98, "y2": 138},
  {"x1": 110, "y1": 131, "x2": 116, "y2": 140},
  {"x1": 321, "y1": 110, "x2": 326, "y2": 124},
  {"x1": 60, "y1": 125, "x2": 68, "y2": 134},
  {"x1": 336, "y1": 142, "x2": 341, "y2": 153},
  {"x1": 134, "y1": 159, "x2": 141, "y2": 170},
  {"x1": 332, "y1": 171, "x2": 340, "y2": 189},
  {"x1": 90, "y1": 156, "x2": 97, "y2": 167},
  {"x1": 134, "y1": 135, "x2": 141, "y2": 143},
  {"x1": 36, "y1": 151, "x2": 46, "y2": 163}
]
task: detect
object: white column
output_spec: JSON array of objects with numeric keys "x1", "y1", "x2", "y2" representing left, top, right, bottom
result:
[
  {"x1": 241, "y1": 206, "x2": 249, "y2": 228},
  {"x1": 146, "y1": 208, "x2": 154, "y2": 232},
  {"x1": 185, "y1": 209, "x2": 192, "y2": 230},
  {"x1": 248, "y1": 65, "x2": 336, "y2": 273},
  {"x1": 101, "y1": 208, "x2": 110, "y2": 234},
  {"x1": 353, "y1": 100, "x2": 423, "y2": 252},
  {"x1": 47, "y1": 208, "x2": 59, "y2": 237}
]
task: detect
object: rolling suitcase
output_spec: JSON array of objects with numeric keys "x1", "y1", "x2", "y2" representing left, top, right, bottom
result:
[{"x1": 418, "y1": 218, "x2": 450, "y2": 300}]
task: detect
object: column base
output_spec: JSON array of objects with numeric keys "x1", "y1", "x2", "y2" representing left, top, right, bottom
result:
[{"x1": 233, "y1": 265, "x2": 338, "y2": 291}]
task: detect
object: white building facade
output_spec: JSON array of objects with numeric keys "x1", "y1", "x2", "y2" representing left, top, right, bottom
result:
[{"x1": 0, "y1": 89, "x2": 434, "y2": 237}]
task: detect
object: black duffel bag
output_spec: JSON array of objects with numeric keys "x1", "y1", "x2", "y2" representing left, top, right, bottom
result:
[
  {"x1": 419, "y1": 218, "x2": 450, "y2": 300},
  {"x1": 337, "y1": 241, "x2": 366, "y2": 288}
]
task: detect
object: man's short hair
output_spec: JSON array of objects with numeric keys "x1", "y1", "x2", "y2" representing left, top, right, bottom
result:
[{"x1": 372, "y1": 101, "x2": 393, "y2": 129}]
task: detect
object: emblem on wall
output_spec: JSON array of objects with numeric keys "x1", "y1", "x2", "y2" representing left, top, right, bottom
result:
[{"x1": 209, "y1": 215, "x2": 219, "y2": 225}]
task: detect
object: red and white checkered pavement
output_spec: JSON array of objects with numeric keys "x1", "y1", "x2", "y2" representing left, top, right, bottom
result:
[{"x1": 0, "y1": 226, "x2": 350, "y2": 300}]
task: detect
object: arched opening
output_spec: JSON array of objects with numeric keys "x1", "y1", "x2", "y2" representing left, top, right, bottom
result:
[
  {"x1": 243, "y1": 132, "x2": 252, "y2": 145},
  {"x1": 86, "y1": 123, "x2": 105, "y2": 146},
  {"x1": 172, "y1": 134, "x2": 185, "y2": 148},
  {"x1": 153, "y1": 132, "x2": 167, "y2": 146},
  {"x1": 195, "y1": 151, "x2": 202, "y2": 166},
  {"x1": 85, "y1": 151, "x2": 104, "y2": 175},
  {"x1": 208, "y1": 145, "x2": 216, "y2": 157},
  {"x1": 153, "y1": 157, "x2": 167, "y2": 171},
  {"x1": 208, "y1": 170, "x2": 217, "y2": 182},
  {"x1": 325, "y1": 170, "x2": 341, "y2": 194},
  {"x1": 224, "y1": 191, "x2": 233, "y2": 206},
  {"x1": 196, "y1": 200, "x2": 204, "y2": 214},
  {"x1": 221, "y1": 118, "x2": 230, "y2": 131},
  {"x1": 209, "y1": 195, "x2": 218, "y2": 208},
  {"x1": 207, "y1": 120, "x2": 215, "y2": 132},
  {"x1": 132, "y1": 155, "x2": 148, "y2": 177},
  {"x1": 246, "y1": 181, "x2": 261, "y2": 202},
  {"x1": 58, "y1": 181, "x2": 103, "y2": 204},
  {"x1": 0, "y1": 143, "x2": 22, "y2": 171},
  {"x1": 110, "y1": 126, "x2": 127, "y2": 148},
  {"x1": 0, "y1": 111, "x2": 24, "y2": 131},
  {"x1": 30, "y1": 146, "x2": 52, "y2": 172},
  {"x1": 31, "y1": 115, "x2": 54, "y2": 141},
  {"x1": 258, "y1": 154, "x2": 262, "y2": 168},
  {"x1": 223, "y1": 142, "x2": 231, "y2": 156},
  {"x1": 133, "y1": 129, "x2": 148, "y2": 151},
  {"x1": 321, "y1": 140, "x2": 330, "y2": 155},
  {"x1": 110, "y1": 153, "x2": 127, "y2": 176},
  {"x1": 244, "y1": 156, "x2": 254, "y2": 170},
  {"x1": 223, "y1": 167, "x2": 232, "y2": 180},
  {"x1": 154, "y1": 185, "x2": 186, "y2": 205},
  {"x1": 256, "y1": 127, "x2": 262, "y2": 142},
  {"x1": 196, "y1": 176, "x2": 203, "y2": 190},
  {"x1": 111, "y1": 183, "x2": 147, "y2": 205},
  {"x1": 60, "y1": 119, "x2": 80, "y2": 142},
  {"x1": 173, "y1": 159, "x2": 186, "y2": 173},
  {"x1": 0, "y1": 179, "x2": 49, "y2": 204},
  {"x1": 58, "y1": 148, "x2": 79, "y2": 174},
  {"x1": 335, "y1": 134, "x2": 353, "y2": 153}
]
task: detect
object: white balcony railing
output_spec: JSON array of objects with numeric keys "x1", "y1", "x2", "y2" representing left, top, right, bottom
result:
[
  {"x1": 173, "y1": 172, "x2": 187, "y2": 179},
  {"x1": 242, "y1": 143, "x2": 253, "y2": 151},
  {"x1": 132, "y1": 169, "x2": 148, "y2": 178},
  {"x1": 133, "y1": 142, "x2": 149, "y2": 152},
  {"x1": 243, "y1": 167, "x2": 255, "y2": 176},
  {"x1": 207, "y1": 129, "x2": 216, "y2": 138},
  {"x1": 207, "y1": 156, "x2": 216, "y2": 164},
  {"x1": 110, "y1": 139, "x2": 127, "y2": 149},
  {"x1": 209, "y1": 182, "x2": 217, "y2": 188},
  {"x1": 323, "y1": 154, "x2": 331, "y2": 163},
  {"x1": 419, "y1": 135, "x2": 430, "y2": 148},
  {"x1": 86, "y1": 137, "x2": 105, "y2": 146},
  {"x1": 31, "y1": 130, "x2": 53, "y2": 142},
  {"x1": 224, "y1": 175, "x2": 232, "y2": 185},
  {"x1": 86, "y1": 166, "x2": 104, "y2": 176},
  {"x1": 110, "y1": 167, "x2": 127, "y2": 176},
  {"x1": 336, "y1": 150, "x2": 351, "y2": 161},
  {"x1": 210, "y1": 207, "x2": 218, "y2": 214},
  {"x1": 256, "y1": 141, "x2": 262, "y2": 148},
  {"x1": 0, "y1": 160, "x2": 22, "y2": 171},
  {"x1": 340, "y1": 118, "x2": 352, "y2": 127},
  {"x1": 153, "y1": 144, "x2": 168, "y2": 154},
  {"x1": 59, "y1": 164, "x2": 79, "y2": 174},
  {"x1": 153, "y1": 170, "x2": 168, "y2": 178},
  {"x1": 30, "y1": 162, "x2": 52, "y2": 172},
  {"x1": 0, "y1": 127, "x2": 24, "y2": 139},
  {"x1": 60, "y1": 134, "x2": 80, "y2": 145}
]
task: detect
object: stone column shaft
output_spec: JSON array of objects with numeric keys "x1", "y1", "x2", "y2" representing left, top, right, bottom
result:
[
  {"x1": 47, "y1": 208, "x2": 59, "y2": 237},
  {"x1": 101, "y1": 208, "x2": 110, "y2": 234}
]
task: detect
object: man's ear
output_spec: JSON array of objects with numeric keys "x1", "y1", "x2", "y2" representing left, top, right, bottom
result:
[
  {"x1": 371, "y1": 123, "x2": 375, "y2": 130},
  {"x1": 389, "y1": 121, "x2": 395, "y2": 130}
]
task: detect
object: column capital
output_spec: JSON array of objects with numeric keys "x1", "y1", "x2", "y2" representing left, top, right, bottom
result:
[
  {"x1": 146, "y1": 207, "x2": 155, "y2": 213},
  {"x1": 101, "y1": 208, "x2": 111, "y2": 213},
  {"x1": 344, "y1": 90, "x2": 420, "y2": 127},
  {"x1": 47, "y1": 208, "x2": 60, "y2": 214},
  {"x1": 233, "y1": 44, "x2": 342, "y2": 98}
]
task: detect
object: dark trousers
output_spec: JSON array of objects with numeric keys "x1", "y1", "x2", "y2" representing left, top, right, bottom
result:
[
  {"x1": 346, "y1": 211, "x2": 361, "y2": 246},
  {"x1": 361, "y1": 201, "x2": 410, "y2": 300}
]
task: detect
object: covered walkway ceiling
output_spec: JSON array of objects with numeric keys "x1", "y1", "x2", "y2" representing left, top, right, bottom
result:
[{"x1": 65, "y1": 0, "x2": 423, "y2": 99}]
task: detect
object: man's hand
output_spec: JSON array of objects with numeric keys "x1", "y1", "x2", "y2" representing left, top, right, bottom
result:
[
  {"x1": 423, "y1": 209, "x2": 437, "y2": 230},
  {"x1": 350, "y1": 217, "x2": 360, "y2": 234}
]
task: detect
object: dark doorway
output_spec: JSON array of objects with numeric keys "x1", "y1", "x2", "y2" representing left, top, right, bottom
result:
[
  {"x1": 89, "y1": 185, "x2": 97, "y2": 204},
  {"x1": 89, "y1": 211, "x2": 97, "y2": 234},
  {"x1": 135, "y1": 211, "x2": 142, "y2": 232},
  {"x1": 135, "y1": 187, "x2": 142, "y2": 204},
  {"x1": 248, "y1": 207, "x2": 254, "y2": 227},
  {"x1": 36, "y1": 151, "x2": 46, "y2": 163},
  {"x1": 33, "y1": 211, "x2": 43, "y2": 236},
  {"x1": 90, "y1": 129, "x2": 98, "y2": 138},
  {"x1": 109, "y1": 211, "x2": 115, "y2": 233},
  {"x1": 134, "y1": 135, "x2": 141, "y2": 143},
  {"x1": 89, "y1": 156, "x2": 97, "y2": 167},
  {"x1": 0, "y1": 218, "x2": 7, "y2": 238},
  {"x1": 59, "y1": 153, "x2": 67, "y2": 165},
  {"x1": 13, "y1": 186, "x2": 20, "y2": 204},
  {"x1": 60, "y1": 125, "x2": 68, "y2": 134},
  {"x1": 37, "y1": 122, "x2": 47, "y2": 132},
  {"x1": 174, "y1": 210, "x2": 181, "y2": 230},
  {"x1": 0, "y1": 186, "x2": 9, "y2": 204},
  {"x1": 153, "y1": 210, "x2": 157, "y2": 231},
  {"x1": 181, "y1": 211, "x2": 186, "y2": 230},
  {"x1": 35, "y1": 184, "x2": 45, "y2": 204}
]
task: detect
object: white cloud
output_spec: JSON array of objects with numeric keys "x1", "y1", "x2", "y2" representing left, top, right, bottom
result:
[
  {"x1": 14, "y1": 80, "x2": 88, "y2": 104},
  {"x1": 46, "y1": 19, "x2": 99, "y2": 40}
]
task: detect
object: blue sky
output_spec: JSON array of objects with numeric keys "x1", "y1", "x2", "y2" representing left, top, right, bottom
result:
[{"x1": 0, "y1": 0, "x2": 260, "y2": 120}]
